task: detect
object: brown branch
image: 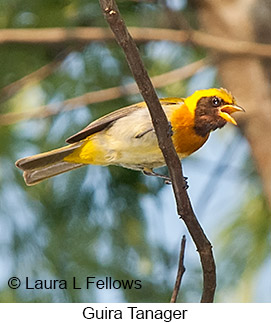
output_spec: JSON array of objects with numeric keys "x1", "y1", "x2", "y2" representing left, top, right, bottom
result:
[
  {"x1": 0, "y1": 59, "x2": 206, "y2": 126},
  {"x1": 99, "y1": 0, "x2": 216, "y2": 302},
  {"x1": 1, "y1": 27, "x2": 271, "y2": 58},
  {"x1": 170, "y1": 235, "x2": 186, "y2": 303}
]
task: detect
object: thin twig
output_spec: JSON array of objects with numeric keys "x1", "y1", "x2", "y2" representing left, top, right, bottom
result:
[
  {"x1": 1, "y1": 27, "x2": 271, "y2": 58},
  {"x1": 99, "y1": 0, "x2": 216, "y2": 302},
  {"x1": 170, "y1": 235, "x2": 186, "y2": 303},
  {"x1": 0, "y1": 59, "x2": 206, "y2": 125}
]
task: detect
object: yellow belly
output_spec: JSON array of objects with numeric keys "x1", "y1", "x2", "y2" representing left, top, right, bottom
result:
[{"x1": 64, "y1": 133, "x2": 165, "y2": 170}]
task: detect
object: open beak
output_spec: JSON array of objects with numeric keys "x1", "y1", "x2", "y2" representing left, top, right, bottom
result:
[{"x1": 218, "y1": 104, "x2": 245, "y2": 125}]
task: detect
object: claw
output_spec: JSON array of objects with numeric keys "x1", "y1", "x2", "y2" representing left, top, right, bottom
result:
[
  {"x1": 168, "y1": 121, "x2": 173, "y2": 137},
  {"x1": 183, "y1": 176, "x2": 189, "y2": 190},
  {"x1": 143, "y1": 169, "x2": 171, "y2": 183},
  {"x1": 143, "y1": 169, "x2": 188, "y2": 189},
  {"x1": 164, "y1": 179, "x2": 172, "y2": 185}
]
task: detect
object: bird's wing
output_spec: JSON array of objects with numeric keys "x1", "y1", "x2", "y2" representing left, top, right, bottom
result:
[
  {"x1": 66, "y1": 103, "x2": 145, "y2": 143},
  {"x1": 131, "y1": 98, "x2": 185, "y2": 138},
  {"x1": 66, "y1": 98, "x2": 184, "y2": 143}
]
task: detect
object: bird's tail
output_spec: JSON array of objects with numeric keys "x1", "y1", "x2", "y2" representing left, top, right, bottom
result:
[{"x1": 15, "y1": 142, "x2": 84, "y2": 186}]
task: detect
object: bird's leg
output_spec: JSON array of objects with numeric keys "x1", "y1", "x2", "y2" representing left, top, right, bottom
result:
[
  {"x1": 143, "y1": 168, "x2": 189, "y2": 188},
  {"x1": 143, "y1": 168, "x2": 172, "y2": 185}
]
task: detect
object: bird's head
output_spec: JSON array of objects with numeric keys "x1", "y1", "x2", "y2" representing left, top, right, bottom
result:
[{"x1": 184, "y1": 88, "x2": 244, "y2": 137}]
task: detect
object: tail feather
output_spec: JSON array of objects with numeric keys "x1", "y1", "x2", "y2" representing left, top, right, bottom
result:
[
  {"x1": 16, "y1": 142, "x2": 85, "y2": 186},
  {"x1": 23, "y1": 162, "x2": 84, "y2": 186}
]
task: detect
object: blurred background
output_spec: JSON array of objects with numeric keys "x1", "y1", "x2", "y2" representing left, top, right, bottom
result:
[{"x1": 0, "y1": 0, "x2": 270, "y2": 302}]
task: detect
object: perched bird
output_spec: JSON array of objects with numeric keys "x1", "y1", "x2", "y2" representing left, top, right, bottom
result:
[{"x1": 16, "y1": 88, "x2": 244, "y2": 186}]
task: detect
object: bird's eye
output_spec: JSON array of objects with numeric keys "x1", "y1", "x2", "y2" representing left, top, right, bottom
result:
[{"x1": 211, "y1": 97, "x2": 222, "y2": 107}]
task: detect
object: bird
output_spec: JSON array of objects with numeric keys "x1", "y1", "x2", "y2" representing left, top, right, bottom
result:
[{"x1": 15, "y1": 88, "x2": 244, "y2": 186}]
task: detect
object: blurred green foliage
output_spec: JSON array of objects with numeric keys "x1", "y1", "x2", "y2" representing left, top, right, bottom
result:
[{"x1": 0, "y1": 0, "x2": 270, "y2": 303}]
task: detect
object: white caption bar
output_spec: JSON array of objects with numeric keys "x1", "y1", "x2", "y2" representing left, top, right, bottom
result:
[{"x1": 0, "y1": 303, "x2": 269, "y2": 322}]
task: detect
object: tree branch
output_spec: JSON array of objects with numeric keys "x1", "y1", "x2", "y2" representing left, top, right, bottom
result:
[
  {"x1": 99, "y1": 0, "x2": 216, "y2": 302},
  {"x1": 1, "y1": 27, "x2": 271, "y2": 57},
  {"x1": 0, "y1": 59, "x2": 206, "y2": 126},
  {"x1": 170, "y1": 235, "x2": 186, "y2": 303}
]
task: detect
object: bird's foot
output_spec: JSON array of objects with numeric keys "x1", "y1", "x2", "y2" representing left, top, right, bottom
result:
[
  {"x1": 143, "y1": 169, "x2": 188, "y2": 188},
  {"x1": 167, "y1": 121, "x2": 173, "y2": 137},
  {"x1": 183, "y1": 176, "x2": 189, "y2": 190},
  {"x1": 143, "y1": 169, "x2": 171, "y2": 184}
]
